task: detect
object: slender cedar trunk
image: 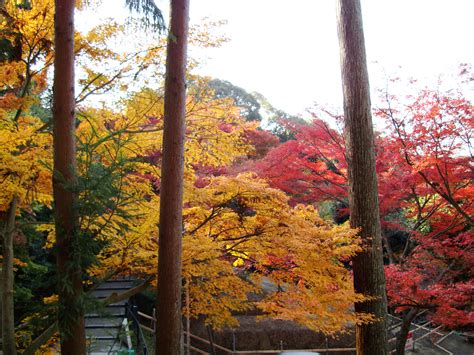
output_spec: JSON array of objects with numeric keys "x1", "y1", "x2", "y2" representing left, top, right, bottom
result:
[
  {"x1": 155, "y1": 0, "x2": 190, "y2": 353},
  {"x1": 395, "y1": 308, "x2": 418, "y2": 355},
  {"x1": 336, "y1": 1, "x2": 388, "y2": 354},
  {"x1": 2, "y1": 197, "x2": 18, "y2": 355},
  {"x1": 53, "y1": 1, "x2": 85, "y2": 353}
]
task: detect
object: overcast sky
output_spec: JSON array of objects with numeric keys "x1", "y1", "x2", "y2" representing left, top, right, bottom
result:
[{"x1": 82, "y1": 0, "x2": 474, "y2": 116}]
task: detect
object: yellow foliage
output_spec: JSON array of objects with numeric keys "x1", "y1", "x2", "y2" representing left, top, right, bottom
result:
[
  {"x1": 37, "y1": 224, "x2": 55, "y2": 249},
  {"x1": 0, "y1": 115, "x2": 53, "y2": 211},
  {"x1": 184, "y1": 174, "x2": 364, "y2": 333},
  {"x1": 42, "y1": 294, "x2": 58, "y2": 305},
  {"x1": 71, "y1": 74, "x2": 366, "y2": 333},
  {"x1": 0, "y1": 2, "x2": 365, "y2": 336},
  {"x1": 35, "y1": 332, "x2": 59, "y2": 355}
]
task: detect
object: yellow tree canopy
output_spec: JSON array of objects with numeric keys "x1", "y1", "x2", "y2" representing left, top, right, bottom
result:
[
  {"x1": 1, "y1": 1, "x2": 367, "y2": 337},
  {"x1": 79, "y1": 86, "x2": 366, "y2": 334},
  {"x1": 0, "y1": 0, "x2": 55, "y2": 211}
]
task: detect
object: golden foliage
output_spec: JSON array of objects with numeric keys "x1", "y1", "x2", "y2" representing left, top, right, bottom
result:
[
  {"x1": 0, "y1": 114, "x2": 53, "y2": 211},
  {"x1": 0, "y1": 2, "x2": 366, "y2": 336}
]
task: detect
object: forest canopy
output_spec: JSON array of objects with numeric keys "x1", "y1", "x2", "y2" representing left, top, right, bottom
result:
[{"x1": 0, "y1": 1, "x2": 472, "y2": 354}]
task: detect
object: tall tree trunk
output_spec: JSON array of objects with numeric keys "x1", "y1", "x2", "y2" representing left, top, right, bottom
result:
[
  {"x1": 53, "y1": 1, "x2": 85, "y2": 353},
  {"x1": 336, "y1": 1, "x2": 388, "y2": 354},
  {"x1": 155, "y1": 0, "x2": 190, "y2": 354},
  {"x1": 2, "y1": 197, "x2": 18, "y2": 355}
]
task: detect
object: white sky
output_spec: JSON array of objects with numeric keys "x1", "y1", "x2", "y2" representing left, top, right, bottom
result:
[{"x1": 82, "y1": 0, "x2": 474, "y2": 116}]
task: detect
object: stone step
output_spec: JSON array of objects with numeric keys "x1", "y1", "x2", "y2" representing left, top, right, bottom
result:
[
  {"x1": 86, "y1": 327, "x2": 119, "y2": 339},
  {"x1": 96, "y1": 280, "x2": 135, "y2": 290},
  {"x1": 108, "y1": 299, "x2": 127, "y2": 306},
  {"x1": 85, "y1": 279, "x2": 135, "y2": 354},
  {"x1": 90, "y1": 289, "x2": 130, "y2": 298},
  {"x1": 87, "y1": 338, "x2": 124, "y2": 353},
  {"x1": 89, "y1": 297, "x2": 128, "y2": 307},
  {"x1": 87, "y1": 306, "x2": 126, "y2": 317},
  {"x1": 86, "y1": 317, "x2": 123, "y2": 328},
  {"x1": 90, "y1": 299, "x2": 128, "y2": 308}
]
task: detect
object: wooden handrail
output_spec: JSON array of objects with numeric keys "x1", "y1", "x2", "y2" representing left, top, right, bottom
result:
[
  {"x1": 21, "y1": 322, "x2": 58, "y2": 355},
  {"x1": 139, "y1": 323, "x2": 154, "y2": 333},
  {"x1": 138, "y1": 310, "x2": 155, "y2": 321},
  {"x1": 184, "y1": 331, "x2": 233, "y2": 353},
  {"x1": 137, "y1": 311, "x2": 358, "y2": 354},
  {"x1": 184, "y1": 344, "x2": 210, "y2": 354}
]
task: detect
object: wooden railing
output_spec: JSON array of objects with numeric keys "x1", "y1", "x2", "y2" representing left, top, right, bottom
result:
[{"x1": 135, "y1": 309, "x2": 356, "y2": 354}]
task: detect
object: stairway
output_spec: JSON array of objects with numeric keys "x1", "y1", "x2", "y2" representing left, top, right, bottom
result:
[{"x1": 86, "y1": 279, "x2": 135, "y2": 354}]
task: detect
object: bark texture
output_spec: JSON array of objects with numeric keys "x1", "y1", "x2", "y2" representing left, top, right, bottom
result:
[
  {"x1": 2, "y1": 197, "x2": 18, "y2": 355},
  {"x1": 336, "y1": 1, "x2": 388, "y2": 354},
  {"x1": 53, "y1": 0, "x2": 85, "y2": 353},
  {"x1": 155, "y1": 0, "x2": 190, "y2": 353}
]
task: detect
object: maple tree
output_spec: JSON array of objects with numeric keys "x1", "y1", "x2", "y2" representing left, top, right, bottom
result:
[
  {"x1": 253, "y1": 116, "x2": 406, "y2": 242},
  {"x1": 0, "y1": 0, "x2": 168, "y2": 350},
  {"x1": 3, "y1": 1, "x2": 471, "y2": 354},
  {"x1": 0, "y1": 10, "x2": 364, "y2": 348},
  {"x1": 71, "y1": 81, "x2": 369, "y2": 336},
  {"x1": 376, "y1": 86, "x2": 473, "y2": 354},
  {"x1": 183, "y1": 174, "x2": 367, "y2": 333},
  {"x1": 253, "y1": 118, "x2": 348, "y2": 206},
  {"x1": 378, "y1": 88, "x2": 473, "y2": 226},
  {"x1": 93, "y1": 170, "x2": 367, "y2": 334},
  {"x1": 255, "y1": 83, "x2": 473, "y2": 353},
  {"x1": 0, "y1": 1, "x2": 55, "y2": 352}
]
